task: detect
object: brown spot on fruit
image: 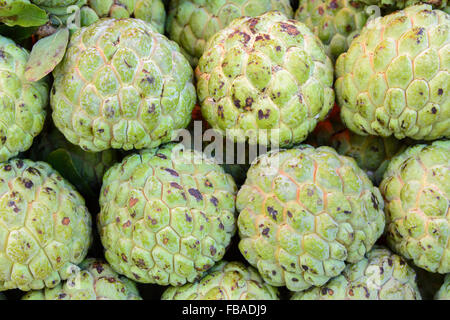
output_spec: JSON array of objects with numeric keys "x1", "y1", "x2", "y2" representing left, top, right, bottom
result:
[
  {"x1": 129, "y1": 197, "x2": 138, "y2": 207},
  {"x1": 62, "y1": 217, "x2": 70, "y2": 225}
]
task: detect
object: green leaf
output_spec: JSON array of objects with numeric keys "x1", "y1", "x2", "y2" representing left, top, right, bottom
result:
[
  {"x1": 25, "y1": 27, "x2": 69, "y2": 82},
  {"x1": 0, "y1": 0, "x2": 48, "y2": 27}
]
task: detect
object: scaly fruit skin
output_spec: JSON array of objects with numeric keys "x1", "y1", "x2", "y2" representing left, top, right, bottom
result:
[
  {"x1": 98, "y1": 143, "x2": 237, "y2": 286},
  {"x1": 354, "y1": 0, "x2": 448, "y2": 10},
  {"x1": 336, "y1": 5, "x2": 450, "y2": 141},
  {"x1": 435, "y1": 274, "x2": 450, "y2": 299},
  {"x1": 0, "y1": 159, "x2": 92, "y2": 291},
  {"x1": 380, "y1": 140, "x2": 450, "y2": 274},
  {"x1": 291, "y1": 247, "x2": 421, "y2": 300},
  {"x1": 0, "y1": 36, "x2": 48, "y2": 162},
  {"x1": 166, "y1": 0, "x2": 294, "y2": 66},
  {"x1": 162, "y1": 261, "x2": 279, "y2": 300},
  {"x1": 22, "y1": 259, "x2": 141, "y2": 300},
  {"x1": 30, "y1": 127, "x2": 118, "y2": 199},
  {"x1": 295, "y1": 0, "x2": 369, "y2": 61},
  {"x1": 196, "y1": 11, "x2": 335, "y2": 148},
  {"x1": 81, "y1": 0, "x2": 166, "y2": 34},
  {"x1": 51, "y1": 18, "x2": 196, "y2": 152},
  {"x1": 237, "y1": 145, "x2": 385, "y2": 291}
]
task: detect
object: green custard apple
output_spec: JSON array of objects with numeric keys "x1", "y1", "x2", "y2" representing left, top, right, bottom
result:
[
  {"x1": 237, "y1": 145, "x2": 385, "y2": 291},
  {"x1": 291, "y1": 247, "x2": 421, "y2": 300},
  {"x1": 196, "y1": 11, "x2": 335, "y2": 148},
  {"x1": 0, "y1": 35, "x2": 48, "y2": 162},
  {"x1": 0, "y1": 159, "x2": 92, "y2": 291},
  {"x1": 162, "y1": 261, "x2": 279, "y2": 300},
  {"x1": 51, "y1": 18, "x2": 196, "y2": 152},
  {"x1": 380, "y1": 140, "x2": 449, "y2": 274},
  {"x1": 81, "y1": 0, "x2": 166, "y2": 34},
  {"x1": 166, "y1": 0, "x2": 294, "y2": 66},
  {"x1": 98, "y1": 143, "x2": 237, "y2": 286},
  {"x1": 336, "y1": 4, "x2": 449, "y2": 141},
  {"x1": 295, "y1": 0, "x2": 370, "y2": 61},
  {"x1": 30, "y1": 127, "x2": 119, "y2": 200},
  {"x1": 435, "y1": 274, "x2": 450, "y2": 299},
  {"x1": 22, "y1": 258, "x2": 141, "y2": 300}
]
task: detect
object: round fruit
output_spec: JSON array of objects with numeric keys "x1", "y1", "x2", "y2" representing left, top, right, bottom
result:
[
  {"x1": 196, "y1": 11, "x2": 335, "y2": 147},
  {"x1": 22, "y1": 258, "x2": 141, "y2": 300},
  {"x1": 295, "y1": 0, "x2": 369, "y2": 61},
  {"x1": 98, "y1": 143, "x2": 237, "y2": 286},
  {"x1": 435, "y1": 274, "x2": 450, "y2": 300},
  {"x1": 380, "y1": 140, "x2": 450, "y2": 273},
  {"x1": 30, "y1": 127, "x2": 119, "y2": 200},
  {"x1": 0, "y1": 35, "x2": 48, "y2": 162},
  {"x1": 166, "y1": 0, "x2": 294, "y2": 66},
  {"x1": 162, "y1": 261, "x2": 279, "y2": 300},
  {"x1": 336, "y1": 4, "x2": 449, "y2": 141},
  {"x1": 237, "y1": 145, "x2": 385, "y2": 291},
  {"x1": 51, "y1": 18, "x2": 196, "y2": 152},
  {"x1": 81, "y1": 0, "x2": 166, "y2": 34},
  {"x1": 291, "y1": 247, "x2": 421, "y2": 300},
  {"x1": 0, "y1": 159, "x2": 92, "y2": 291}
]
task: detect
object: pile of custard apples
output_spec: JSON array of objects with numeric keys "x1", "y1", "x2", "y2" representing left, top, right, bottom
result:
[{"x1": 0, "y1": 0, "x2": 448, "y2": 300}]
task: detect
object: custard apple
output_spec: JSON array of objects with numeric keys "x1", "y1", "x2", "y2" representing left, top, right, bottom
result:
[
  {"x1": 0, "y1": 35, "x2": 48, "y2": 162},
  {"x1": 80, "y1": 0, "x2": 166, "y2": 34},
  {"x1": 22, "y1": 258, "x2": 141, "y2": 300},
  {"x1": 98, "y1": 143, "x2": 237, "y2": 286},
  {"x1": 30, "y1": 127, "x2": 119, "y2": 200},
  {"x1": 166, "y1": 0, "x2": 294, "y2": 66},
  {"x1": 295, "y1": 0, "x2": 370, "y2": 61},
  {"x1": 162, "y1": 261, "x2": 279, "y2": 300},
  {"x1": 0, "y1": 159, "x2": 92, "y2": 291},
  {"x1": 237, "y1": 145, "x2": 385, "y2": 291},
  {"x1": 380, "y1": 140, "x2": 450, "y2": 273},
  {"x1": 336, "y1": 4, "x2": 450, "y2": 141},
  {"x1": 51, "y1": 18, "x2": 196, "y2": 152},
  {"x1": 435, "y1": 274, "x2": 450, "y2": 299},
  {"x1": 307, "y1": 106, "x2": 408, "y2": 185},
  {"x1": 196, "y1": 11, "x2": 335, "y2": 147},
  {"x1": 291, "y1": 247, "x2": 421, "y2": 300}
]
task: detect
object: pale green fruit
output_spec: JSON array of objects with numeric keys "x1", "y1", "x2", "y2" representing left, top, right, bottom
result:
[
  {"x1": 237, "y1": 145, "x2": 385, "y2": 291},
  {"x1": 196, "y1": 11, "x2": 335, "y2": 147},
  {"x1": 166, "y1": 0, "x2": 293, "y2": 66},
  {"x1": 380, "y1": 140, "x2": 450, "y2": 273},
  {"x1": 435, "y1": 274, "x2": 450, "y2": 300},
  {"x1": 295, "y1": 0, "x2": 369, "y2": 61},
  {"x1": 31, "y1": 0, "x2": 87, "y2": 20},
  {"x1": 22, "y1": 259, "x2": 141, "y2": 300},
  {"x1": 291, "y1": 247, "x2": 421, "y2": 300},
  {"x1": 336, "y1": 4, "x2": 450, "y2": 141},
  {"x1": 162, "y1": 261, "x2": 279, "y2": 300},
  {"x1": 51, "y1": 18, "x2": 196, "y2": 152},
  {"x1": 98, "y1": 143, "x2": 237, "y2": 286},
  {"x1": 81, "y1": 0, "x2": 166, "y2": 34},
  {"x1": 0, "y1": 35, "x2": 48, "y2": 162},
  {"x1": 0, "y1": 159, "x2": 92, "y2": 291}
]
